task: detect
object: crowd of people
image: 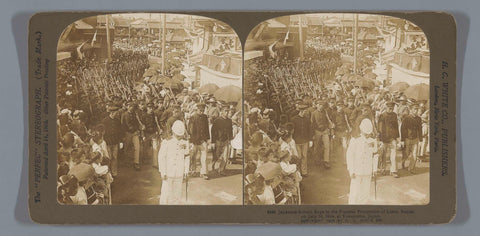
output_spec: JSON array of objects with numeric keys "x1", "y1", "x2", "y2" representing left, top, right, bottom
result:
[
  {"x1": 244, "y1": 46, "x2": 429, "y2": 205},
  {"x1": 113, "y1": 37, "x2": 161, "y2": 55},
  {"x1": 244, "y1": 49, "x2": 342, "y2": 114},
  {"x1": 56, "y1": 40, "x2": 242, "y2": 205}
]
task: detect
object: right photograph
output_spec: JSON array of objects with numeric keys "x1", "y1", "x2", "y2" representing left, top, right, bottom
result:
[{"x1": 243, "y1": 13, "x2": 430, "y2": 205}]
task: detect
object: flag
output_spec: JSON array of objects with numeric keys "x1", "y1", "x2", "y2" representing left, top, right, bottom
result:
[
  {"x1": 411, "y1": 58, "x2": 418, "y2": 70},
  {"x1": 283, "y1": 28, "x2": 290, "y2": 45},
  {"x1": 76, "y1": 41, "x2": 87, "y2": 60},
  {"x1": 91, "y1": 30, "x2": 97, "y2": 47},
  {"x1": 214, "y1": 22, "x2": 226, "y2": 30},
  {"x1": 218, "y1": 57, "x2": 231, "y2": 73},
  {"x1": 268, "y1": 40, "x2": 279, "y2": 59}
]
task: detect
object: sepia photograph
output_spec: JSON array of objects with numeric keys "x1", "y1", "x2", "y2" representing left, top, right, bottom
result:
[
  {"x1": 55, "y1": 13, "x2": 243, "y2": 205},
  {"x1": 243, "y1": 13, "x2": 430, "y2": 205}
]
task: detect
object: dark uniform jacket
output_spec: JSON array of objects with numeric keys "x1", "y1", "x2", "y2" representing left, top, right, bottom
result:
[
  {"x1": 288, "y1": 109, "x2": 299, "y2": 120},
  {"x1": 350, "y1": 107, "x2": 361, "y2": 124},
  {"x1": 378, "y1": 111, "x2": 399, "y2": 142},
  {"x1": 401, "y1": 115, "x2": 422, "y2": 141},
  {"x1": 291, "y1": 115, "x2": 312, "y2": 144},
  {"x1": 102, "y1": 115, "x2": 123, "y2": 145},
  {"x1": 142, "y1": 112, "x2": 157, "y2": 136},
  {"x1": 154, "y1": 108, "x2": 164, "y2": 130},
  {"x1": 344, "y1": 106, "x2": 354, "y2": 124},
  {"x1": 325, "y1": 107, "x2": 336, "y2": 121},
  {"x1": 311, "y1": 109, "x2": 329, "y2": 132},
  {"x1": 334, "y1": 110, "x2": 349, "y2": 133},
  {"x1": 121, "y1": 111, "x2": 140, "y2": 134},
  {"x1": 305, "y1": 107, "x2": 316, "y2": 120},
  {"x1": 188, "y1": 113, "x2": 210, "y2": 145},
  {"x1": 160, "y1": 108, "x2": 173, "y2": 123},
  {"x1": 211, "y1": 117, "x2": 233, "y2": 143}
]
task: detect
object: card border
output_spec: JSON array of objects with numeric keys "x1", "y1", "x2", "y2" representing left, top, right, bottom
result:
[{"x1": 28, "y1": 11, "x2": 456, "y2": 224}]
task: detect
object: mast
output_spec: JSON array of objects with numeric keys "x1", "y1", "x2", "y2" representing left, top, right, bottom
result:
[
  {"x1": 353, "y1": 14, "x2": 359, "y2": 74},
  {"x1": 298, "y1": 15, "x2": 304, "y2": 60},
  {"x1": 162, "y1": 14, "x2": 166, "y2": 75},
  {"x1": 106, "y1": 15, "x2": 112, "y2": 62}
]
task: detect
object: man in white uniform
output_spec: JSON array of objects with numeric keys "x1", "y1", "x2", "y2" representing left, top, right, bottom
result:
[
  {"x1": 346, "y1": 118, "x2": 377, "y2": 205},
  {"x1": 158, "y1": 120, "x2": 189, "y2": 205}
]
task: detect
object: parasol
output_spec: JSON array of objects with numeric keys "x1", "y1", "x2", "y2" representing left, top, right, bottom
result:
[
  {"x1": 403, "y1": 83, "x2": 429, "y2": 101},
  {"x1": 68, "y1": 163, "x2": 95, "y2": 182},
  {"x1": 364, "y1": 71, "x2": 378, "y2": 80},
  {"x1": 149, "y1": 75, "x2": 169, "y2": 84},
  {"x1": 172, "y1": 73, "x2": 185, "y2": 81},
  {"x1": 340, "y1": 73, "x2": 354, "y2": 82},
  {"x1": 198, "y1": 83, "x2": 220, "y2": 95},
  {"x1": 143, "y1": 68, "x2": 157, "y2": 77},
  {"x1": 164, "y1": 78, "x2": 184, "y2": 90},
  {"x1": 354, "y1": 77, "x2": 376, "y2": 89},
  {"x1": 335, "y1": 63, "x2": 353, "y2": 76},
  {"x1": 255, "y1": 162, "x2": 282, "y2": 181},
  {"x1": 213, "y1": 85, "x2": 242, "y2": 103},
  {"x1": 388, "y1": 82, "x2": 410, "y2": 92}
]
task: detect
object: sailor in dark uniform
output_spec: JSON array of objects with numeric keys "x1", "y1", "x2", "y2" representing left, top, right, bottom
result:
[
  {"x1": 210, "y1": 103, "x2": 233, "y2": 175},
  {"x1": 378, "y1": 101, "x2": 400, "y2": 177}
]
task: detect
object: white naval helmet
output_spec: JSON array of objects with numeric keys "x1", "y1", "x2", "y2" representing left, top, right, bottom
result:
[
  {"x1": 359, "y1": 118, "x2": 373, "y2": 135},
  {"x1": 172, "y1": 120, "x2": 185, "y2": 136}
]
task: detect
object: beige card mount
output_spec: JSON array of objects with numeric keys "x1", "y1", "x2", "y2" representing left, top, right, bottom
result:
[{"x1": 28, "y1": 11, "x2": 456, "y2": 224}]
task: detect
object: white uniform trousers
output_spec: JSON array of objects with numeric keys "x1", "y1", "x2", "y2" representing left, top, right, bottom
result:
[
  {"x1": 348, "y1": 175, "x2": 372, "y2": 205},
  {"x1": 159, "y1": 177, "x2": 183, "y2": 205}
]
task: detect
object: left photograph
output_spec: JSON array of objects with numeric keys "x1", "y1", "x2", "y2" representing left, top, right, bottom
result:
[{"x1": 56, "y1": 13, "x2": 243, "y2": 205}]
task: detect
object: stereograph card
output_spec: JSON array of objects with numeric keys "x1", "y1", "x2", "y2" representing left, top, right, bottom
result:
[{"x1": 28, "y1": 11, "x2": 456, "y2": 224}]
